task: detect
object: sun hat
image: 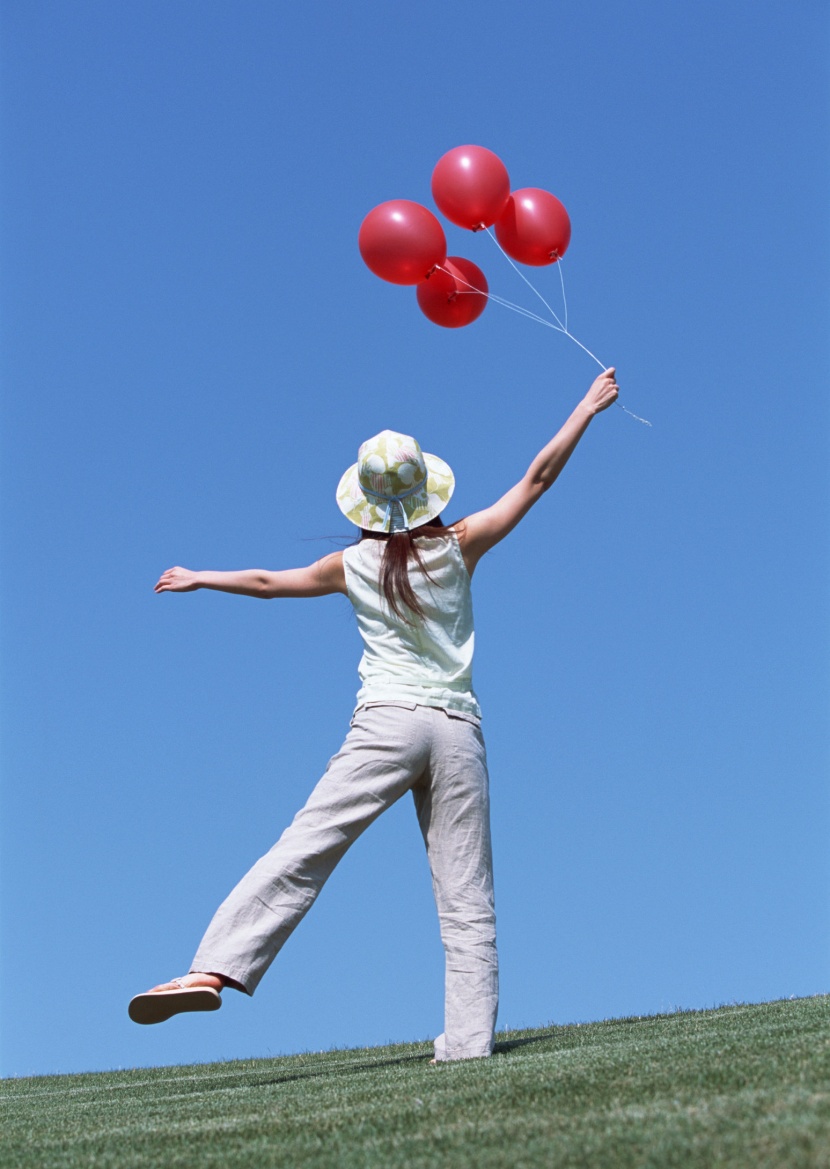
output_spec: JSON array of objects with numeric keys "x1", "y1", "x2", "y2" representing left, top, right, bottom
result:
[{"x1": 336, "y1": 429, "x2": 455, "y2": 534}]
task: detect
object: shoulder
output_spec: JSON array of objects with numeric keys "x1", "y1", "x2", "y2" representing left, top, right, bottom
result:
[
  {"x1": 341, "y1": 541, "x2": 380, "y2": 592},
  {"x1": 342, "y1": 540, "x2": 378, "y2": 568}
]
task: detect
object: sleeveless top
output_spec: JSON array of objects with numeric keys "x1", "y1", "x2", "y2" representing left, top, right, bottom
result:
[{"x1": 342, "y1": 530, "x2": 482, "y2": 718}]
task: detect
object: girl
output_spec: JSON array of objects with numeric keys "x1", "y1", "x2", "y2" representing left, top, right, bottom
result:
[{"x1": 129, "y1": 368, "x2": 619, "y2": 1062}]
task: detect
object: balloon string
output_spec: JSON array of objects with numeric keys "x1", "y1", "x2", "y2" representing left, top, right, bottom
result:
[
  {"x1": 483, "y1": 227, "x2": 604, "y2": 364},
  {"x1": 479, "y1": 228, "x2": 652, "y2": 427},
  {"x1": 440, "y1": 267, "x2": 611, "y2": 351},
  {"x1": 557, "y1": 255, "x2": 569, "y2": 333},
  {"x1": 483, "y1": 227, "x2": 569, "y2": 334},
  {"x1": 436, "y1": 266, "x2": 566, "y2": 330},
  {"x1": 615, "y1": 401, "x2": 653, "y2": 426}
]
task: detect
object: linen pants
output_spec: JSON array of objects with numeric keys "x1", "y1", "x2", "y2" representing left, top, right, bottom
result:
[{"x1": 190, "y1": 703, "x2": 499, "y2": 1061}]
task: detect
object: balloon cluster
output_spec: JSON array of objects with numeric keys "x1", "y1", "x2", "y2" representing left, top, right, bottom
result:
[{"x1": 359, "y1": 146, "x2": 571, "y2": 329}]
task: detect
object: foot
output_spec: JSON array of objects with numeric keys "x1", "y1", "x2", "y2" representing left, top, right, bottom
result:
[
  {"x1": 128, "y1": 973, "x2": 224, "y2": 1025},
  {"x1": 150, "y1": 973, "x2": 224, "y2": 993}
]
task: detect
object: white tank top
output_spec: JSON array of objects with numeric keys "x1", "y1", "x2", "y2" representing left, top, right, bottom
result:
[{"x1": 342, "y1": 530, "x2": 481, "y2": 718}]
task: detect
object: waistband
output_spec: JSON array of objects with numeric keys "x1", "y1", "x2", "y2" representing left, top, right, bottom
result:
[{"x1": 354, "y1": 701, "x2": 481, "y2": 726}]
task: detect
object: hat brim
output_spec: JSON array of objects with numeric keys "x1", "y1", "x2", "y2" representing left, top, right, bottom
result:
[{"x1": 336, "y1": 452, "x2": 455, "y2": 533}]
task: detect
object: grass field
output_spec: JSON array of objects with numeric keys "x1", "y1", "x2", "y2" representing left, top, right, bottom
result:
[{"x1": 2, "y1": 996, "x2": 829, "y2": 1168}]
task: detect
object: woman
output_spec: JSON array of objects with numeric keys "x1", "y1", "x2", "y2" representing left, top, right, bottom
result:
[{"x1": 129, "y1": 368, "x2": 619, "y2": 1062}]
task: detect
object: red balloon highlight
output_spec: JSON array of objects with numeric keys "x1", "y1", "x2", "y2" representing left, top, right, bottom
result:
[
  {"x1": 494, "y1": 188, "x2": 571, "y2": 266},
  {"x1": 359, "y1": 200, "x2": 447, "y2": 285},
  {"x1": 416, "y1": 256, "x2": 488, "y2": 328},
  {"x1": 431, "y1": 145, "x2": 511, "y2": 231}
]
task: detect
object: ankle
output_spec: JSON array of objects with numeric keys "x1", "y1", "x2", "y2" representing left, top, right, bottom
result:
[{"x1": 215, "y1": 973, "x2": 246, "y2": 994}]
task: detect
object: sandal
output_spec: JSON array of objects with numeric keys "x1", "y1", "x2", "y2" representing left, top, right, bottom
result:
[{"x1": 128, "y1": 977, "x2": 222, "y2": 1025}]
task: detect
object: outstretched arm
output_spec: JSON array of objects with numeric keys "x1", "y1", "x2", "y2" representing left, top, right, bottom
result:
[
  {"x1": 154, "y1": 551, "x2": 347, "y2": 598},
  {"x1": 457, "y1": 368, "x2": 619, "y2": 575}
]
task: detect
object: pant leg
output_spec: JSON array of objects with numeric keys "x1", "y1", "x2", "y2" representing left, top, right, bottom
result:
[
  {"x1": 191, "y1": 705, "x2": 429, "y2": 993},
  {"x1": 412, "y1": 709, "x2": 498, "y2": 1061}
]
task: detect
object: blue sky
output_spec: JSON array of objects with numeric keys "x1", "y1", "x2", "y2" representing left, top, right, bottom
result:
[{"x1": 2, "y1": 1, "x2": 828, "y2": 1078}]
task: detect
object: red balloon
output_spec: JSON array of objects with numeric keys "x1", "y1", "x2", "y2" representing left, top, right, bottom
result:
[
  {"x1": 494, "y1": 188, "x2": 571, "y2": 265},
  {"x1": 359, "y1": 200, "x2": 447, "y2": 285},
  {"x1": 416, "y1": 256, "x2": 488, "y2": 328},
  {"x1": 431, "y1": 145, "x2": 511, "y2": 231}
]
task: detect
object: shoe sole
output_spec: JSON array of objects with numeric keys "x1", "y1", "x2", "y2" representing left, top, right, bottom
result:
[{"x1": 128, "y1": 987, "x2": 222, "y2": 1025}]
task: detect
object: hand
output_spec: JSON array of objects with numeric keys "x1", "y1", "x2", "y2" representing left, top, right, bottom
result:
[
  {"x1": 154, "y1": 566, "x2": 200, "y2": 593},
  {"x1": 583, "y1": 367, "x2": 619, "y2": 415}
]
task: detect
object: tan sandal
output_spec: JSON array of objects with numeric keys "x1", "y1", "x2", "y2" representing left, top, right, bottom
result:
[{"x1": 128, "y1": 977, "x2": 222, "y2": 1025}]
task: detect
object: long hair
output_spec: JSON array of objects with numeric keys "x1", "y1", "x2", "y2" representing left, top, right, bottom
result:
[{"x1": 360, "y1": 516, "x2": 454, "y2": 622}]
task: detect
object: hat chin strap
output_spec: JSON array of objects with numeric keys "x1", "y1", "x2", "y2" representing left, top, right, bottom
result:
[
  {"x1": 361, "y1": 480, "x2": 423, "y2": 533},
  {"x1": 387, "y1": 500, "x2": 407, "y2": 533}
]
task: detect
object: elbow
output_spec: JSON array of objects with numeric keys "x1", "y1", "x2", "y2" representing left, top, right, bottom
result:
[
  {"x1": 527, "y1": 474, "x2": 554, "y2": 498},
  {"x1": 536, "y1": 466, "x2": 563, "y2": 494},
  {"x1": 257, "y1": 574, "x2": 278, "y2": 598}
]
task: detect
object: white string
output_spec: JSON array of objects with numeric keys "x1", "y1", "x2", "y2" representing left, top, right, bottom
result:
[
  {"x1": 557, "y1": 255, "x2": 569, "y2": 333},
  {"x1": 482, "y1": 227, "x2": 605, "y2": 366},
  {"x1": 435, "y1": 265, "x2": 557, "y2": 329},
  {"x1": 472, "y1": 229, "x2": 652, "y2": 427},
  {"x1": 616, "y1": 401, "x2": 652, "y2": 425},
  {"x1": 482, "y1": 227, "x2": 568, "y2": 333},
  {"x1": 439, "y1": 265, "x2": 614, "y2": 370}
]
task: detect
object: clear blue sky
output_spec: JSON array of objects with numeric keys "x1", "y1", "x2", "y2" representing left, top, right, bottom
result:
[{"x1": 2, "y1": 1, "x2": 828, "y2": 1078}]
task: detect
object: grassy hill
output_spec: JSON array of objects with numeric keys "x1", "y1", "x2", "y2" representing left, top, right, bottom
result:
[{"x1": 2, "y1": 996, "x2": 828, "y2": 1168}]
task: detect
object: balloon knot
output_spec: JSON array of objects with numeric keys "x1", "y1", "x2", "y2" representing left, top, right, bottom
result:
[{"x1": 471, "y1": 223, "x2": 485, "y2": 233}]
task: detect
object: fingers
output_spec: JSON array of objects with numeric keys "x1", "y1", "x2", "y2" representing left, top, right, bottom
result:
[
  {"x1": 587, "y1": 367, "x2": 620, "y2": 414},
  {"x1": 592, "y1": 367, "x2": 617, "y2": 389},
  {"x1": 154, "y1": 567, "x2": 180, "y2": 593},
  {"x1": 154, "y1": 566, "x2": 199, "y2": 593},
  {"x1": 600, "y1": 367, "x2": 619, "y2": 397}
]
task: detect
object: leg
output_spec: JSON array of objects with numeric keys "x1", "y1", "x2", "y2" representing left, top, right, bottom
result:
[
  {"x1": 190, "y1": 706, "x2": 429, "y2": 993},
  {"x1": 413, "y1": 711, "x2": 498, "y2": 1061}
]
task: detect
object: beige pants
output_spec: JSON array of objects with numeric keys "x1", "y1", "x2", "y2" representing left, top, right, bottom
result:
[{"x1": 191, "y1": 703, "x2": 498, "y2": 1061}]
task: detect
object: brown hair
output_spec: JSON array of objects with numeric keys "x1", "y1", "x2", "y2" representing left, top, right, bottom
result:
[{"x1": 360, "y1": 516, "x2": 454, "y2": 621}]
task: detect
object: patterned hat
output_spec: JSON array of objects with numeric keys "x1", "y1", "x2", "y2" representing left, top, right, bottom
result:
[{"x1": 336, "y1": 429, "x2": 455, "y2": 533}]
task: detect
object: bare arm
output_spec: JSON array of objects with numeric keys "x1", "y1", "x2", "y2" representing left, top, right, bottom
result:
[
  {"x1": 457, "y1": 368, "x2": 619, "y2": 575},
  {"x1": 154, "y1": 551, "x2": 347, "y2": 598}
]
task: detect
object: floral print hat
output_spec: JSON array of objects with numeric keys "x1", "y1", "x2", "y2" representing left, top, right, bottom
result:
[{"x1": 336, "y1": 429, "x2": 455, "y2": 534}]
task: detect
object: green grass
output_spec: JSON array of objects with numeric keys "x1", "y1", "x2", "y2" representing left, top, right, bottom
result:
[{"x1": 2, "y1": 996, "x2": 829, "y2": 1168}]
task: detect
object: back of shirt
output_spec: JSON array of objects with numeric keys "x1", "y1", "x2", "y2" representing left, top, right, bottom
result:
[{"x1": 342, "y1": 529, "x2": 481, "y2": 718}]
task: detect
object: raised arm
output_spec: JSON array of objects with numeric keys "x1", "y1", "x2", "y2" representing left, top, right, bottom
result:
[
  {"x1": 456, "y1": 368, "x2": 619, "y2": 575},
  {"x1": 154, "y1": 551, "x2": 347, "y2": 598}
]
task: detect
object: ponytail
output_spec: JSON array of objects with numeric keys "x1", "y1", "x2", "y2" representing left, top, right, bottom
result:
[{"x1": 360, "y1": 517, "x2": 447, "y2": 621}]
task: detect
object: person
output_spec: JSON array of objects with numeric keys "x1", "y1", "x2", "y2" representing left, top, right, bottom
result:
[{"x1": 128, "y1": 368, "x2": 619, "y2": 1062}]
